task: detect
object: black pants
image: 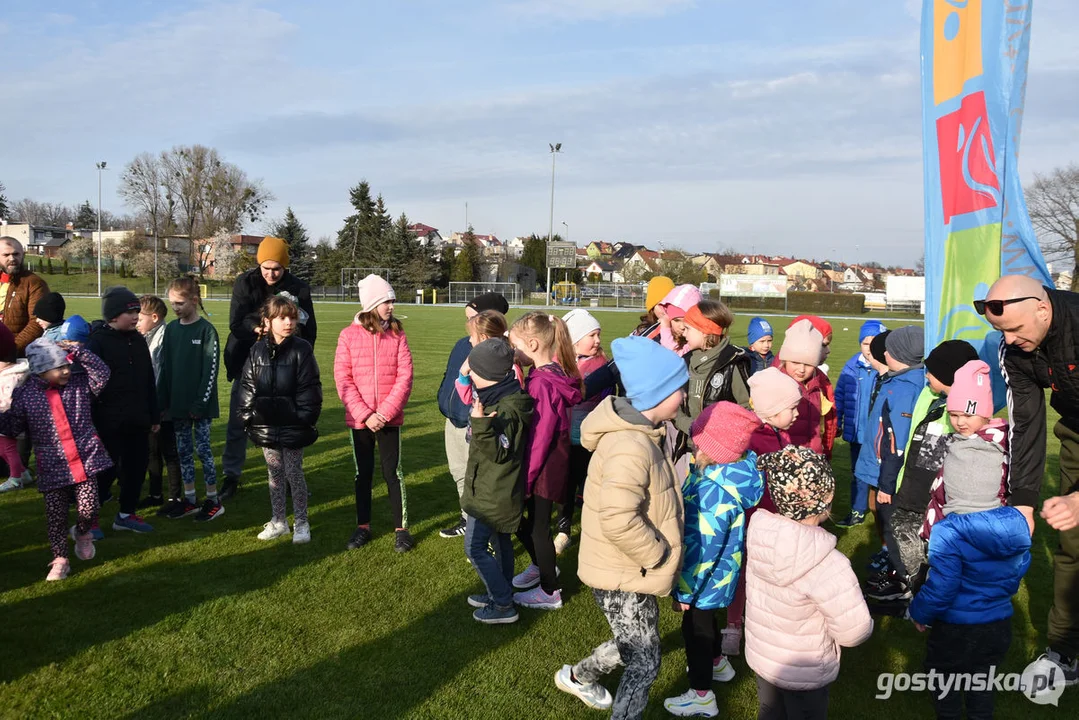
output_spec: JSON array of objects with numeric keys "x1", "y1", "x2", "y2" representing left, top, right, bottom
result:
[
  {"x1": 97, "y1": 425, "x2": 151, "y2": 515},
  {"x1": 756, "y1": 676, "x2": 830, "y2": 720},
  {"x1": 556, "y1": 445, "x2": 591, "y2": 533},
  {"x1": 350, "y1": 426, "x2": 406, "y2": 529},
  {"x1": 516, "y1": 495, "x2": 559, "y2": 593},
  {"x1": 147, "y1": 421, "x2": 182, "y2": 500},
  {"x1": 682, "y1": 607, "x2": 721, "y2": 691},
  {"x1": 925, "y1": 618, "x2": 1011, "y2": 720}
]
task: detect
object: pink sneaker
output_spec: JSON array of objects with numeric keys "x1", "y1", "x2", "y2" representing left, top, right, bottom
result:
[
  {"x1": 69, "y1": 525, "x2": 96, "y2": 561},
  {"x1": 513, "y1": 585, "x2": 563, "y2": 610},
  {"x1": 46, "y1": 557, "x2": 70, "y2": 582}
]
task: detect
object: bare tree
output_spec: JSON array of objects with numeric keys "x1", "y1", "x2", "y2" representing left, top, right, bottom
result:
[
  {"x1": 119, "y1": 152, "x2": 165, "y2": 239},
  {"x1": 9, "y1": 199, "x2": 72, "y2": 227},
  {"x1": 1026, "y1": 163, "x2": 1079, "y2": 290}
]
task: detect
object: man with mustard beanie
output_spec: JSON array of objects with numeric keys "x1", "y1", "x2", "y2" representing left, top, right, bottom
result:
[{"x1": 221, "y1": 235, "x2": 317, "y2": 499}]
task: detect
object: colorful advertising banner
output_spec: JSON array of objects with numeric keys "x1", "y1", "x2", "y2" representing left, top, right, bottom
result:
[{"x1": 921, "y1": 0, "x2": 1051, "y2": 355}]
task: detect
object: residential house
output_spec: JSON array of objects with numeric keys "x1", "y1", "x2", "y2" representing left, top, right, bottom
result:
[
  {"x1": 725, "y1": 255, "x2": 782, "y2": 276},
  {"x1": 623, "y1": 249, "x2": 661, "y2": 277},
  {"x1": 780, "y1": 259, "x2": 821, "y2": 280},
  {"x1": 201, "y1": 234, "x2": 265, "y2": 276},
  {"x1": 2, "y1": 222, "x2": 73, "y2": 257},
  {"x1": 407, "y1": 223, "x2": 442, "y2": 247},
  {"x1": 841, "y1": 266, "x2": 876, "y2": 291},
  {"x1": 505, "y1": 236, "x2": 527, "y2": 259},
  {"x1": 612, "y1": 243, "x2": 639, "y2": 261},
  {"x1": 586, "y1": 241, "x2": 614, "y2": 259},
  {"x1": 584, "y1": 260, "x2": 624, "y2": 283}
]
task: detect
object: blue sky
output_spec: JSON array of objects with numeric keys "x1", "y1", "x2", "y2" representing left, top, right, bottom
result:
[{"x1": 2, "y1": 0, "x2": 1077, "y2": 266}]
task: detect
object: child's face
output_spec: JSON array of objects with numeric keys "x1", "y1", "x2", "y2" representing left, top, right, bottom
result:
[
  {"x1": 270, "y1": 314, "x2": 295, "y2": 340},
  {"x1": 884, "y1": 351, "x2": 908, "y2": 373},
  {"x1": 860, "y1": 336, "x2": 875, "y2": 363},
  {"x1": 949, "y1": 411, "x2": 990, "y2": 437},
  {"x1": 749, "y1": 337, "x2": 773, "y2": 356},
  {"x1": 168, "y1": 291, "x2": 197, "y2": 320},
  {"x1": 137, "y1": 311, "x2": 160, "y2": 336},
  {"x1": 765, "y1": 405, "x2": 799, "y2": 431},
  {"x1": 109, "y1": 310, "x2": 139, "y2": 332},
  {"x1": 869, "y1": 356, "x2": 888, "y2": 374},
  {"x1": 40, "y1": 364, "x2": 71, "y2": 387},
  {"x1": 670, "y1": 317, "x2": 686, "y2": 340},
  {"x1": 821, "y1": 334, "x2": 833, "y2": 360},
  {"x1": 35, "y1": 318, "x2": 54, "y2": 330},
  {"x1": 783, "y1": 361, "x2": 815, "y2": 384},
  {"x1": 508, "y1": 330, "x2": 539, "y2": 366},
  {"x1": 469, "y1": 371, "x2": 498, "y2": 389},
  {"x1": 927, "y1": 372, "x2": 948, "y2": 394},
  {"x1": 647, "y1": 388, "x2": 685, "y2": 423},
  {"x1": 376, "y1": 302, "x2": 394, "y2": 322},
  {"x1": 574, "y1": 330, "x2": 602, "y2": 358},
  {"x1": 683, "y1": 325, "x2": 707, "y2": 352}
]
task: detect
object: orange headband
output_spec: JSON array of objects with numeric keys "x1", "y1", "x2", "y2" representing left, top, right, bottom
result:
[{"x1": 684, "y1": 305, "x2": 724, "y2": 336}]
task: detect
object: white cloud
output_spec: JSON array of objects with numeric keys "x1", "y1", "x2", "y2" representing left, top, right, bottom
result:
[{"x1": 503, "y1": 0, "x2": 695, "y2": 22}]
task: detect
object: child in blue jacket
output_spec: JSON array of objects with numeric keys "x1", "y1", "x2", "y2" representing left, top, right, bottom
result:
[
  {"x1": 744, "y1": 317, "x2": 774, "y2": 377},
  {"x1": 664, "y1": 402, "x2": 763, "y2": 718},
  {"x1": 834, "y1": 320, "x2": 886, "y2": 527},
  {"x1": 909, "y1": 360, "x2": 1030, "y2": 719}
]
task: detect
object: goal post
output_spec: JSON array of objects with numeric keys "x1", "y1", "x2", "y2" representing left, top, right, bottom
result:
[{"x1": 448, "y1": 282, "x2": 521, "y2": 305}]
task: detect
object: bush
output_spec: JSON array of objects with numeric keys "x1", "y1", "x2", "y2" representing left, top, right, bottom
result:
[{"x1": 706, "y1": 290, "x2": 866, "y2": 315}]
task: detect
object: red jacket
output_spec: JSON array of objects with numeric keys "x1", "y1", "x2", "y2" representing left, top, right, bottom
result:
[
  {"x1": 334, "y1": 316, "x2": 413, "y2": 428},
  {"x1": 772, "y1": 362, "x2": 836, "y2": 459}
]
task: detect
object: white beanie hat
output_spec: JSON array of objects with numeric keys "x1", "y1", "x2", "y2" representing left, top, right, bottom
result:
[
  {"x1": 563, "y1": 309, "x2": 601, "y2": 345},
  {"x1": 357, "y1": 274, "x2": 395, "y2": 313}
]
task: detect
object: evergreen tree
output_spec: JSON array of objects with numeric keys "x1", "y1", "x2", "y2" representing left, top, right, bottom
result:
[
  {"x1": 74, "y1": 200, "x2": 97, "y2": 229},
  {"x1": 0, "y1": 181, "x2": 8, "y2": 220},
  {"x1": 271, "y1": 207, "x2": 314, "y2": 281},
  {"x1": 451, "y1": 248, "x2": 474, "y2": 282},
  {"x1": 521, "y1": 233, "x2": 558, "y2": 282},
  {"x1": 391, "y1": 213, "x2": 439, "y2": 289},
  {"x1": 336, "y1": 181, "x2": 381, "y2": 268},
  {"x1": 451, "y1": 226, "x2": 483, "y2": 282},
  {"x1": 46, "y1": 256, "x2": 54, "y2": 275}
]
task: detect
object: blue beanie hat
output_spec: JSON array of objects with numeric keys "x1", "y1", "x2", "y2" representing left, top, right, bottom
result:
[
  {"x1": 859, "y1": 320, "x2": 887, "y2": 343},
  {"x1": 747, "y1": 317, "x2": 774, "y2": 345},
  {"x1": 612, "y1": 335, "x2": 689, "y2": 411},
  {"x1": 61, "y1": 315, "x2": 91, "y2": 344}
]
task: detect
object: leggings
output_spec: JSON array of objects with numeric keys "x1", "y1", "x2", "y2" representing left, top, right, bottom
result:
[
  {"x1": 0, "y1": 435, "x2": 25, "y2": 477},
  {"x1": 682, "y1": 607, "x2": 722, "y2": 691},
  {"x1": 351, "y1": 426, "x2": 407, "y2": 529},
  {"x1": 174, "y1": 419, "x2": 218, "y2": 498},
  {"x1": 516, "y1": 495, "x2": 559, "y2": 593},
  {"x1": 556, "y1": 445, "x2": 591, "y2": 533},
  {"x1": 264, "y1": 446, "x2": 307, "y2": 525},
  {"x1": 44, "y1": 482, "x2": 99, "y2": 560}
]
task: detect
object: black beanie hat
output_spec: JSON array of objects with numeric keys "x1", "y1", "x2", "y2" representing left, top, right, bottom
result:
[
  {"x1": 924, "y1": 339, "x2": 979, "y2": 387},
  {"x1": 467, "y1": 292, "x2": 509, "y2": 315},
  {"x1": 101, "y1": 286, "x2": 141, "y2": 321},
  {"x1": 468, "y1": 338, "x2": 515, "y2": 382},
  {"x1": 33, "y1": 292, "x2": 66, "y2": 325},
  {"x1": 869, "y1": 330, "x2": 891, "y2": 365}
]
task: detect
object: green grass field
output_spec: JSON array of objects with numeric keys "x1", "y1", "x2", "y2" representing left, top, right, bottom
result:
[{"x1": 0, "y1": 300, "x2": 1073, "y2": 719}]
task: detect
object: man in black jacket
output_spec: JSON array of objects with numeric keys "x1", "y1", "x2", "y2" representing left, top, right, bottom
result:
[
  {"x1": 221, "y1": 237, "x2": 316, "y2": 499},
  {"x1": 985, "y1": 274, "x2": 1079, "y2": 685}
]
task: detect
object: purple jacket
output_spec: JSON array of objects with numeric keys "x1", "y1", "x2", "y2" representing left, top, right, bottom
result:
[
  {"x1": 525, "y1": 363, "x2": 582, "y2": 500},
  {"x1": 0, "y1": 346, "x2": 113, "y2": 493}
]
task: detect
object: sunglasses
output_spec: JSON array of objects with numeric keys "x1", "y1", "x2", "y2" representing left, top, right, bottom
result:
[{"x1": 973, "y1": 296, "x2": 1040, "y2": 317}]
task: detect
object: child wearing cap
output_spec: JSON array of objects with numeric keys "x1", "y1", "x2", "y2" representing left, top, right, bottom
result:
[
  {"x1": 745, "y1": 317, "x2": 774, "y2": 376},
  {"x1": 0, "y1": 339, "x2": 113, "y2": 580},
  {"x1": 656, "y1": 284, "x2": 701, "y2": 356},
  {"x1": 777, "y1": 320, "x2": 833, "y2": 458},
  {"x1": 833, "y1": 320, "x2": 887, "y2": 527},
  {"x1": 857, "y1": 331, "x2": 892, "y2": 568},
  {"x1": 555, "y1": 335, "x2": 686, "y2": 717},
  {"x1": 664, "y1": 402, "x2": 763, "y2": 718},
  {"x1": 635, "y1": 275, "x2": 676, "y2": 340},
  {"x1": 33, "y1": 291, "x2": 67, "y2": 342},
  {"x1": 460, "y1": 338, "x2": 535, "y2": 625},
  {"x1": 0, "y1": 325, "x2": 30, "y2": 493},
  {"x1": 909, "y1": 360, "x2": 1030, "y2": 719},
  {"x1": 745, "y1": 445, "x2": 873, "y2": 718}
]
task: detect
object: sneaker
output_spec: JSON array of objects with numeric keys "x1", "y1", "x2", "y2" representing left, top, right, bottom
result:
[
  {"x1": 18, "y1": 469, "x2": 33, "y2": 486},
  {"x1": 69, "y1": 525, "x2": 96, "y2": 561},
  {"x1": 156, "y1": 498, "x2": 181, "y2": 517},
  {"x1": 555, "y1": 664, "x2": 613, "y2": 710},
  {"x1": 0, "y1": 477, "x2": 22, "y2": 493},
  {"x1": 257, "y1": 519, "x2": 290, "y2": 541},
  {"x1": 163, "y1": 499, "x2": 200, "y2": 519},
  {"x1": 1042, "y1": 648, "x2": 1079, "y2": 687},
  {"x1": 346, "y1": 526, "x2": 372, "y2": 550},
  {"x1": 293, "y1": 521, "x2": 311, "y2": 544},
  {"x1": 137, "y1": 494, "x2": 164, "y2": 510},
  {"x1": 89, "y1": 519, "x2": 104, "y2": 541},
  {"x1": 46, "y1": 557, "x2": 70, "y2": 582},
  {"x1": 112, "y1": 513, "x2": 154, "y2": 533},
  {"x1": 219, "y1": 475, "x2": 240, "y2": 501},
  {"x1": 865, "y1": 572, "x2": 911, "y2": 601},
  {"x1": 194, "y1": 498, "x2": 224, "y2": 522},
  {"x1": 514, "y1": 585, "x2": 563, "y2": 610},
  {"x1": 834, "y1": 510, "x2": 866, "y2": 528},
  {"x1": 554, "y1": 531, "x2": 572, "y2": 555},
  {"x1": 439, "y1": 516, "x2": 467, "y2": 538},
  {"x1": 712, "y1": 655, "x2": 736, "y2": 682},
  {"x1": 512, "y1": 564, "x2": 560, "y2": 590},
  {"x1": 663, "y1": 688, "x2": 719, "y2": 717},
  {"x1": 467, "y1": 593, "x2": 491, "y2": 609},
  {"x1": 394, "y1": 529, "x2": 415, "y2": 553},
  {"x1": 473, "y1": 602, "x2": 519, "y2": 624},
  {"x1": 867, "y1": 548, "x2": 891, "y2": 571},
  {"x1": 721, "y1": 626, "x2": 742, "y2": 657}
]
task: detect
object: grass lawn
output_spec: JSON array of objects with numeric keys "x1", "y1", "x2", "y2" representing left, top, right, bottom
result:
[{"x1": 0, "y1": 300, "x2": 1073, "y2": 719}]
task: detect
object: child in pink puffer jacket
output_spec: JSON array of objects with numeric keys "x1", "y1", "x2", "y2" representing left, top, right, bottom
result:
[
  {"x1": 334, "y1": 275, "x2": 414, "y2": 553},
  {"x1": 746, "y1": 445, "x2": 873, "y2": 719}
]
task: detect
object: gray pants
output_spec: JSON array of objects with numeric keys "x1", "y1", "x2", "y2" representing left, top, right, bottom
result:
[
  {"x1": 573, "y1": 589, "x2": 660, "y2": 720},
  {"x1": 886, "y1": 508, "x2": 927, "y2": 580},
  {"x1": 222, "y1": 377, "x2": 247, "y2": 480},
  {"x1": 444, "y1": 419, "x2": 468, "y2": 509}
]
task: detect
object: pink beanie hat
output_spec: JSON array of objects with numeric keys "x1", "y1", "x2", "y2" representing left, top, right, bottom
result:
[
  {"x1": 358, "y1": 274, "x2": 395, "y2": 313},
  {"x1": 947, "y1": 360, "x2": 993, "y2": 418},
  {"x1": 658, "y1": 284, "x2": 701, "y2": 319},
  {"x1": 778, "y1": 319, "x2": 824, "y2": 365},
  {"x1": 691, "y1": 401, "x2": 761, "y2": 464},
  {"x1": 748, "y1": 367, "x2": 804, "y2": 419}
]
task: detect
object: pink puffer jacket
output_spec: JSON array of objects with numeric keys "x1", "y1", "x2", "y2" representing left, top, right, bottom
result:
[
  {"x1": 334, "y1": 316, "x2": 414, "y2": 428},
  {"x1": 745, "y1": 509, "x2": 873, "y2": 691}
]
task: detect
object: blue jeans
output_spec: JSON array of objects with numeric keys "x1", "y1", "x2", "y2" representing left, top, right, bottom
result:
[
  {"x1": 465, "y1": 515, "x2": 514, "y2": 607},
  {"x1": 848, "y1": 442, "x2": 869, "y2": 514}
]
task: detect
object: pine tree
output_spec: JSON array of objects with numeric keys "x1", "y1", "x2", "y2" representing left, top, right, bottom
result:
[
  {"x1": 451, "y1": 226, "x2": 483, "y2": 282},
  {"x1": 46, "y1": 256, "x2": 54, "y2": 275},
  {"x1": 451, "y1": 247, "x2": 474, "y2": 282},
  {"x1": 336, "y1": 181, "x2": 380, "y2": 268},
  {"x1": 271, "y1": 207, "x2": 314, "y2": 281},
  {"x1": 0, "y1": 181, "x2": 8, "y2": 220},
  {"x1": 74, "y1": 200, "x2": 97, "y2": 229}
]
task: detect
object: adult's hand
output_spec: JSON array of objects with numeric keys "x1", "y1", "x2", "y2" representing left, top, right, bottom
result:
[
  {"x1": 877, "y1": 491, "x2": 892, "y2": 505},
  {"x1": 1041, "y1": 493, "x2": 1079, "y2": 532}
]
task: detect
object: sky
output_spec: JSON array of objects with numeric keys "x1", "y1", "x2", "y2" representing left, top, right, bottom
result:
[{"x1": 2, "y1": 0, "x2": 1077, "y2": 267}]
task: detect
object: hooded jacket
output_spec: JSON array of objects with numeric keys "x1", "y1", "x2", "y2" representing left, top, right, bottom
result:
[
  {"x1": 524, "y1": 363, "x2": 582, "y2": 501},
  {"x1": 835, "y1": 352, "x2": 877, "y2": 444},
  {"x1": 745, "y1": 509, "x2": 874, "y2": 691},
  {"x1": 225, "y1": 268, "x2": 317, "y2": 381},
  {"x1": 577, "y1": 396, "x2": 684, "y2": 596},
  {"x1": 461, "y1": 388, "x2": 534, "y2": 533},
  {"x1": 87, "y1": 323, "x2": 159, "y2": 433},
  {"x1": 674, "y1": 337, "x2": 751, "y2": 435},
  {"x1": 854, "y1": 365, "x2": 926, "y2": 490},
  {"x1": 438, "y1": 336, "x2": 473, "y2": 429},
  {"x1": 893, "y1": 386, "x2": 953, "y2": 512},
  {"x1": 333, "y1": 315, "x2": 413, "y2": 428},
  {"x1": 238, "y1": 335, "x2": 322, "y2": 449}
]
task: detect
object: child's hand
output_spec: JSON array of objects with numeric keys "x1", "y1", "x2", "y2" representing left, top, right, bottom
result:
[
  {"x1": 913, "y1": 622, "x2": 927, "y2": 633},
  {"x1": 365, "y1": 414, "x2": 385, "y2": 432},
  {"x1": 471, "y1": 397, "x2": 495, "y2": 419},
  {"x1": 459, "y1": 359, "x2": 470, "y2": 376},
  {"x1": 671, "y1": 598, "x2": 689, "y2": 612}
]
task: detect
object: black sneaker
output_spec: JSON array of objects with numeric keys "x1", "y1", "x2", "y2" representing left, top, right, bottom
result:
[
  {"x1": 163, "y1": 498, "x2": 200, "y2": 519},
  {"x1": 194, "y1": 498, "x2": 225, "y2": 522},
  {"x1": 156, "y1": 498, "x2": 181, "y2": 517},
  {"x1": 394, "y1": 529, "x2": 415, "y2": 553},
  {"x1": 219, "y1": 475, "x2": 240, "y2": 501},
  {"x1": 439, "y1": 517, "x2": 467, "y2": 538},
  {"x1": 834, "y1": 511, "x2": 866, "y2": 528},
  {"x1": 346, "y1": 526, "x2": 372, "y2": 550},
  {"x1": 137, "y1": 494, "x2": 164, "y2": 510},
  {"x1": 866, "y1": 572, "x2": 911, "y2": 601}
]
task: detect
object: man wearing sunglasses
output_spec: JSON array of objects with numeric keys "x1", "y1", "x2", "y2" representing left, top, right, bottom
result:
[{"x1": 984, "y1": 273, "x2": 1079, "y2": 686}]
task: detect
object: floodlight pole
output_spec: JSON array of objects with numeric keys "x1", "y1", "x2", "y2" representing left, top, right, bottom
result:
[
  {"x1": 547, "y1": 143, "x2": 561, "y2": 307},
  {"x1": 96, "y1": 161, "x2": 107, "y2": 298}
]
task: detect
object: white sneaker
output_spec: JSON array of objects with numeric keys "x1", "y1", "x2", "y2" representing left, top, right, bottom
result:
[
  {"x1": 0, "y1": 477, "x2": 21, "y2": 493},
  {"x1": 257, "y1": 519, "x2": 290, "y2": 541},
  {"x1": 712, "y1": 655, "x2": 735, "y2": 682},
  {"x1": 293, "y1": 521, "x2": 311, "y2": 544},
  {"x1": 69, "y1": 525, "x2": 96, "y2": 561},
  {"x1": 663, "y1": 688, "x2": 718, "y2": 717},
  {"x1": 19, "y1": 469, "x2": 33, "y2": 486},
  {"x1": 512, "y1": 564, "x2": 560, "y2": 590},
  {"x1": 555, "y1": 664, "x2": 612, "y2": 710},
  {"x1": 554, "y1": 532, "x2": 572, "y2": 555}
]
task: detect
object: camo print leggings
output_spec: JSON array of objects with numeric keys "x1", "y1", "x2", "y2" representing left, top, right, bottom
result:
[{"x1": 573, "y1": 589, "x2": 661, "y2": 720}]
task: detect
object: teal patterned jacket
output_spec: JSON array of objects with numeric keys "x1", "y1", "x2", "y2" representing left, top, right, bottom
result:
[{"x1": 674, "y1": 452, "x2": 764, "y2": 609}]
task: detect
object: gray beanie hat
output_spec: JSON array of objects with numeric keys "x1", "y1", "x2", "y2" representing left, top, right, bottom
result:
[
  {"x1": 884, "y1": 325, "x2": 925, "y2": 367},
  {"x1": 468, "y1": 338, "x2": 515, "y2": 382},
  {"x1": 26, "y1": 338, "x2": 71, "y2": 375}
]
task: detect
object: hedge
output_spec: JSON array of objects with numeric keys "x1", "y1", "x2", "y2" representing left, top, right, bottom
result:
[{"x1": 704, "y1": 290, "x2": 866, "y2": 315}]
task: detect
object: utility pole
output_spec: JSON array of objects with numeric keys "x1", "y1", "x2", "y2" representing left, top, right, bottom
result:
[
  {"x1": 96, "y1": 161, "x2": 107, "y2": 297},
  {"x1": 546, "y1": 143, "x2": 561, "y2": 306}
]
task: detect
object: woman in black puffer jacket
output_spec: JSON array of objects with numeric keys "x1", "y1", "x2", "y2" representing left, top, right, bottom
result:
[{"x1": 238, "y1": 296, "x2": 322, "y2": 543}]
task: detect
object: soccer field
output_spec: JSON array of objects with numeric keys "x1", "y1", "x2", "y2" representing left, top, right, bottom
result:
[{"x1": 0, "y1": 300, "x2": 1071, "y2": 719}]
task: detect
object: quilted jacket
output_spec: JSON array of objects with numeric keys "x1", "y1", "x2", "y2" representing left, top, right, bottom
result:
[
  {"x1": 835, "y1": 352, "x2": 877, "y2": 444},
  {"x1": 333, "y1": 316, "x2": 413, "y2": 428}
]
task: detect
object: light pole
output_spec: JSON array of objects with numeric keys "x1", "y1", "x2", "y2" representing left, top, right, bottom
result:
[
  {"x1": 96, "y1": 161, "x2": 107, "y2": 297},
  {"x1": 150, "y1": 224, "x2": 158, "y2": 295},
  {"x1": 546, "y1": 143, "x2": 562, "y2": 307}
]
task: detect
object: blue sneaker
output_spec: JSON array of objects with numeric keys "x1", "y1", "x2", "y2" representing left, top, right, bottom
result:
[
  {"x1": 112, "y1": 513, "x2": 154, "y2": 533},
  {"x1": 467, "y1": 593, "x2": 491, "y2": 609},
  {"x1": 835, "y1": 511, "x2": 866, "y2": 528},
  {"x1": 90, "y1": 519, "x2": 104, "y2": 541},
  {"x1": 867, "y1": 548, "x2": 890, "y2": 571},
  {"x1": 473, "y1": 602, "x2": 519, "y2": 625}
]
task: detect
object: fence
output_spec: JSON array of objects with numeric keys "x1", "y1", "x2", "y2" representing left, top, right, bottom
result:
[
  {"x1": 340, "y1": 267, "x2": 393, "y2": 302},
  {"x1": 448, "y1": 282, "x2": 522, "y2": 305}
]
